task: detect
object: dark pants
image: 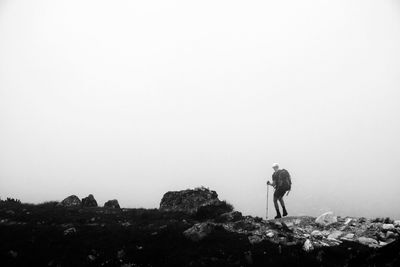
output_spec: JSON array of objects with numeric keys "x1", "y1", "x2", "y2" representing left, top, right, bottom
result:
[{"x1": 273, "y1": 186, "x2": 289, "y2": 217}]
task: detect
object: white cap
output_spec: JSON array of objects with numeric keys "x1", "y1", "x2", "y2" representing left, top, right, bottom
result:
[{"x1": 272, "y1": 163, "x2": 279, "y2": 168}]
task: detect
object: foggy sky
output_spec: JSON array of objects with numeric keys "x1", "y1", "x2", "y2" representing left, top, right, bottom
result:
[{"x1": 1, "y1": 0, "x2": 400, "y2": 219}]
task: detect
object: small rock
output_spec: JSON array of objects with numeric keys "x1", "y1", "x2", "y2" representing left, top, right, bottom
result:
[
  {"x1": 81, "y1": 194, "x2": 98, "y2": 207},
  {"x1": 104, "y1": 199, "x2": 120, "y2": 209},
  {"x1": 378, "y1": 232, "x2": 386, "y2": 241},
  {"x1": 341, "y1": 233, "x2": 354, "y2": 240},
  {"x1": 121, "y1": 222, "x2": 131, "y2": 227},
  {"x1": 328, "y1": 230, "x2": 343, "y2": 240},
  {"x1": 87, "y1": 255, "x2": 96, "y2": 261},
  {"x1": 379, "y1": 241, "x2": 388, "y2": 246},
  {"x1": 315, "y1": 212, "x2": 337, "y2": 226},
  {"x1": 64, "y1": 227, "x2": 77, "y2": 235},
  {"x1": 358, "y1": 236, "x2": 378, "y2": 247},
  {"x1": 266, "y1": 232, "x2": 274, "y2": 238},
  {"x1": 344, "y1": 218, "x2": 352, "y2": 225},
  {"x1": 311, "y1": 230, "x2": 323, "y2": 238},
  {"x1": 58, "y1": 195, "x2": 81, "y2": 207},
  {"x1": 386, "y1": 231, "x2": 396, "y2": 239},
  {"x1": 183, "y1": 222, "x2": 215, "y2": 242},
  {"x1": 248, "y1": 235, "x2": 263, "y2": 244},
  {"x1": 393, "y1": 220, "x2": 400, "y2": 227},
  {"x1": 321, "y1": 230, "x2": 330, "y2": 237},
  {"x1": 382, "y1": 224, "x2": 395, "y2": 231},
  {"x1": 303, "y1": 239, "x2": 314, "y2": 252}
]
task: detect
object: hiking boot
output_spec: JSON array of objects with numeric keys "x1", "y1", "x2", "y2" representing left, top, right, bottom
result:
[
  {"x1": 275, "y1": 209, "x2": 282, "y2": 219},
  {"x1": 282, "y1": 208, "x2": 288, "y2": 217}
]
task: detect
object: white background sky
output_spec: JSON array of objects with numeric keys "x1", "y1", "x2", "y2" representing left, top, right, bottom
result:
[{"x1": 1, "y1": 0, "x2": 400, "y2": 219}]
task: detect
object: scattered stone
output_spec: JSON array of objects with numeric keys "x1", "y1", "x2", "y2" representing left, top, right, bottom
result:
[
  {"x1": 382, "y1": 224, "x2": 395, "y2": 231},
  {"x1": 183, "y1": 222, "x2": 216, "y2": 242},
  {"x1": 58, "y1": 195, "x2": 81, "y2": 207},
  {"x1": 315, "y1": 212, "x2": 337, "y2": 226},
  {"x1": 87, "y1": 255, "x2": 96, "y2": 261},
  {"x1": 64, "y1": 227, "x2": 77, "y2": 235},
  {"x1": 266, "y1": 232, "x2": 275, "y2": 238},
  {"x1": 386, "y1": 231, "x2": 396, "y2": 239},
  {"x1": 121, "y1": 222, "x2": 131, "y2": 227},
  {"x1": 160, "y1": 187, "x2": 223, "y2": 214},
  {"x1": 341, "y1": 233, "x2": 354, "y2": 240},
  {"x1": 311, "y1": 230, "x2": 323, "y2": 239},
  {"x1": 303, "y1": 239, "x2": 314, "y2": 252},
  {"x1": 104, "y1": 199, "x2": 120, "y2": 209},
  {"x1": 248, "y1": 235, "x2": 263, "y2": 244},
  {"x1": 81, "y1": 194, "x2": 98, "y2": 207},
  {"x1": 358, "y1": 237, "x2": 378, "y2": 247},
  {"x1": 328, "y1": 230, "x2": 343, "y2": 240},
  {"x1": 379, "y1": 241, "x2": 388, "y2": 246},
  {"x1": 344, "y1": 218, "x2": 352, "y2": 225},
  {"x1": 393, "y1": 220, "x2": 400, "y2": 227},
  {"x1": 321, "y1": 230, "x2": 330, "y2": 237}
]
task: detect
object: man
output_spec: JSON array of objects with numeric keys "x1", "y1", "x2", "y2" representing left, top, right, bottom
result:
[{"x1": 267, "y1": 163, "x2": 291, "y2": 219}]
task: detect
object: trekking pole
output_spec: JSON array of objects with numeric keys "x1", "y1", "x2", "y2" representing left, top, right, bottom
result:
[{"x1": 266, "y1": 184, "x2": 269, "y2": 220}]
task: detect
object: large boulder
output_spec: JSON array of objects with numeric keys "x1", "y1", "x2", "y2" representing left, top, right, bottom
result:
[
  {"x1": 58, "y1": 195, "x2": 81, "y2": 207},
  {"x1": 315, "y1": 212, "x2": 337, "y2": 226},
  {"x1": 81, "y1": 194, "x2": 98, "y2": 207},
  {"x1": 159, "y1": 187, "x2": 223, "y2": 214},
  {"x1": 104, "y1": 199, "x2": 120, "y2": 209}
]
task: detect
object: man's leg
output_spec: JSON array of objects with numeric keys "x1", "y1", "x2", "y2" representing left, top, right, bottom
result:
[
  {"x1": 278, "y1": 196, "x2": 288, "y2": 217},
  {"x1": 273, "y1": 192, "x2": 281, "y2": 219}
]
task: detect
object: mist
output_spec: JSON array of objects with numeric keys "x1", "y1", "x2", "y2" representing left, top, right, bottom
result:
[{"x1": 1, "y1": 0, "x2": 399, "y2": 219}]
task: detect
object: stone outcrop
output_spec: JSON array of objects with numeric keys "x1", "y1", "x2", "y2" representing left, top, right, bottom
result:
[
  {"x1": 104, "y1": 199, "x2": 120, "y2": 209},
  {"x1": 159, "y1": 187, "x2": 223, "y2": 214},
  {"x1": 81, "y1": 194, "x2": 98, "y2": 207},
  {"x1": 58, "y1": 195, "x2": 81, "y2": 207}
]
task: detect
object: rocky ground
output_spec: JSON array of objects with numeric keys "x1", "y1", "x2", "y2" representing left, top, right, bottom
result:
[{"x1": 1, "y1": 189, "x2": 399, "y2": 266}]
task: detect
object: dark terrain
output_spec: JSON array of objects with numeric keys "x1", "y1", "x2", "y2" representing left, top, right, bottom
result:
[{"x1": 1, "y1": 189, "x2": 399, "y2": 267}]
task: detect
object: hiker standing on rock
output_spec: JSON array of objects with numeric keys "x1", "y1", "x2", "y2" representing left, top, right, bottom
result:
[{"x1": 267, "y1": 163, "x2": 291, "y2": 219}]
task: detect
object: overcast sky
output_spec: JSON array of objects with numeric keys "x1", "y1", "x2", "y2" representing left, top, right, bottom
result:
[{"x1": 1, "y1": 0, "x2": 399, "y2": 219}]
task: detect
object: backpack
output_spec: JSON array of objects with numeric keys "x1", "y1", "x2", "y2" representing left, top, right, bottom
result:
[{"x1": 278, "y1": 169, "x2": 291, "y2": 190}]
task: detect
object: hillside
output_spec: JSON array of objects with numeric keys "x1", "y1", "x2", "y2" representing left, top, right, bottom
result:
[{"x1": 0, "y1": 188, "x2": 399, "y2": 267}]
